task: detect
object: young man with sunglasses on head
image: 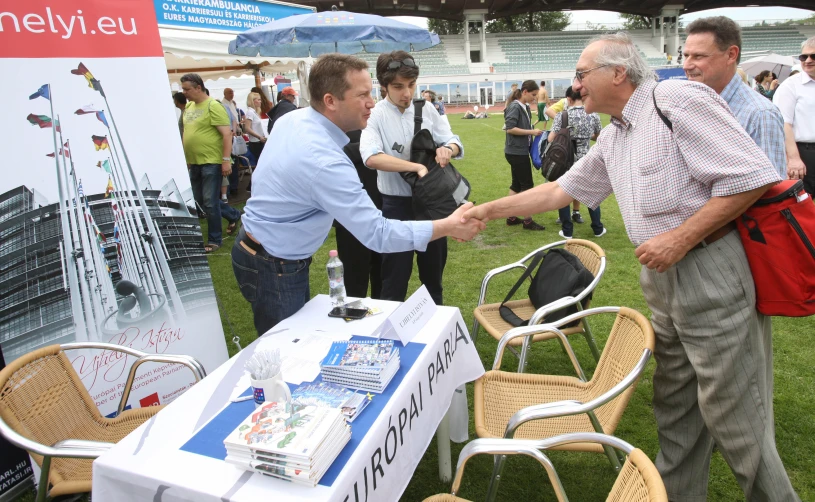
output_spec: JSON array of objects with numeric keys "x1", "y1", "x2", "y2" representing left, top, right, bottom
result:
[
  {"x1": 774, "y1": 36, "x2": 815, "y2": 196},
  {"x1": 360, "y1": 51, "x2": 464, "y2": 306}
]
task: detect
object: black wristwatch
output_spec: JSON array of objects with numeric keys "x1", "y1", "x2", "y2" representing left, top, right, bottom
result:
[{"x1": 443, "y1": 145, "x2": 454, "y2": 153}]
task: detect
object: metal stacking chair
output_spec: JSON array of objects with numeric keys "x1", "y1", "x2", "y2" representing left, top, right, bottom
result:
[
  {"x1": 422, "y1": 433, "x2": 668, "y2": 502},
  {"x1": 472, "y1": 240, "x2": 606, "y2": 372},
  {"x1": 473, "y1": 306, "x2": 654, "y2": 497},
  {"x1": 0, "y1": 343, "x2": 207, "y2": 502}
]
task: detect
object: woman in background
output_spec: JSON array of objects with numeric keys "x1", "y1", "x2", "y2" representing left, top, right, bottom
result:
[{"x1": 243, "y1": 92, "x2": 267, "y2": 163}]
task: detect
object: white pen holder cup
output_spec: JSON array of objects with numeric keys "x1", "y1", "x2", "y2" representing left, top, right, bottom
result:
[{"x1": 250, "y1": 372, "x2": 292, "y2": 408}]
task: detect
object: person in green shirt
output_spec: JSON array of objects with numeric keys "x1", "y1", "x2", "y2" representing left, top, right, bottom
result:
[{"x1": 180, "y1": 73, "x2": 241, "y2": 252}]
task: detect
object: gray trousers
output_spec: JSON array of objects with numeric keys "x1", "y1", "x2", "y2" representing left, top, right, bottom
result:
[{"x1": 639, "y1": 231, "x2": 799, "y2": 502}]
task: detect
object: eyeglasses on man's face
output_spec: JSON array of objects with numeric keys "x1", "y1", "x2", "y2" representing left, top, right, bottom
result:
[
  {"x1": 387, "y1": 58, "x2": 418, "y2": 70},
  {"x1": 574, "y1": 64, "x2": 611, "y2": 83},
  {"x1": 798, "y1": 53, "x2": 815, "y2": 62}
]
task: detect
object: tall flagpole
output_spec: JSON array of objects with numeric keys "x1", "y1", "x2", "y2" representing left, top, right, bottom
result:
[
  {"x1": 101, "y1": 95, "x2": 186, "y2": 321},
  {"x1": 108, "y1": 159, "x2": 157, "y2": 296},
  {"x1": 57, "y1": 122, "x2": 99, "y2": 341},
  {"x1": 105, "y1": 129, "x2": 164, "y2": 302},
  {"x1": 63, "y1": 137, "x2": 113, "y2": 322},
  {"x1": 47, "y1": 88, "x2": 88, "y2": 341}
]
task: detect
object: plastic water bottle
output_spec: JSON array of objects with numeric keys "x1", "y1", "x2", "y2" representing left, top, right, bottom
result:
[{"x1": 327, "y1": 250, "x2": 346, "y2": 305}]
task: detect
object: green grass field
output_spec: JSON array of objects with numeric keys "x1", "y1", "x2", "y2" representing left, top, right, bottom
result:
[
  {"x1": 202, "y1": 113, "x2": 815, "y2": 501},
  {"x1": 15, "y1": 113, "x2": 813, "y2": 502}
]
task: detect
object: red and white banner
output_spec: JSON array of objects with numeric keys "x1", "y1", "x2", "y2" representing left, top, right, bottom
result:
[{"x1": 0, "y1": 0, "x2": 229, "y2": 442}]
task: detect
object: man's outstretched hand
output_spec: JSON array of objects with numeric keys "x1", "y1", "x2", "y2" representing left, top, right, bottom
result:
[
  {"x1": 460, "y1": 202, "x2": 490, "y2": 224},
  {"x1": 447, "y1": 202, "x2": 486, "y2": 242}
]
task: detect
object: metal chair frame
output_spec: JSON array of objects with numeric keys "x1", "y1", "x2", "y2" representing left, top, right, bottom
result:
[
  {"x1": 0, "y1": 342, "x2": 207, "y2": 502},
  {"x1": 472, "y1": 240, "x2": 607, "y2": 372},
  {"x1": 482, "y1": 307, "x2": 653, "y2": 500},
  {"x1": 444, "y1": 433, "x2": 642, "y2": 502}
]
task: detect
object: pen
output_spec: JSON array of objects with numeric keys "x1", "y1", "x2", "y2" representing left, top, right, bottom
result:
[{"x1": 231, "y1": 395, "x2": 253, "y2": 403}]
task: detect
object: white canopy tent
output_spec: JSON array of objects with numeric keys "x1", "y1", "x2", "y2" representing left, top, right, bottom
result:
[{"x1": 160, "y1": 28, "x2": 309, "y2": 101}]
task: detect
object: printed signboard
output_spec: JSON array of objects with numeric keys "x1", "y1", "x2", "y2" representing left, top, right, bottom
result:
[{"x1": 154, "y1": 0, "x2": 314, "y2": 33}]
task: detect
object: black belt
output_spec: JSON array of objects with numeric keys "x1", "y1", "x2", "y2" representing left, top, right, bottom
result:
[{"x1": 797, "y1": 142, "x2": 815, "y2": 150}]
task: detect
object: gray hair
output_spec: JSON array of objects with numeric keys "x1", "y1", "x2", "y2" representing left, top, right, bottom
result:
[
  {"x1": 803, "y1": 36, "x2": 815, "y2": 52},
  {"x1": 587, "y1": 32, "x2": 655, "y2": 86}
]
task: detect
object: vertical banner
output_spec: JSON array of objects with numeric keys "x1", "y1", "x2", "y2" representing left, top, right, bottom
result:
[{"x1": 0, "y1": 0, "x2": 230, "y2": 463}]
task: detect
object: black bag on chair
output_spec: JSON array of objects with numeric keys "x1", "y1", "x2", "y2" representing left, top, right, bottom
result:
[
  {"x1": 499, "y1": 248, "x2": 594, "y2": 328},
  {"x1": 400, "y1": 99, "x2": 471, "y2": 220}
]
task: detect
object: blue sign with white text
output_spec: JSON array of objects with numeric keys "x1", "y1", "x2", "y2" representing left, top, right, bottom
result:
[
  {"x1": 154, "y1": 0, "x2": 314, "y2": 33},
  {"x1": 655, "y1": 67, "x2": 688, "y2": 81}
]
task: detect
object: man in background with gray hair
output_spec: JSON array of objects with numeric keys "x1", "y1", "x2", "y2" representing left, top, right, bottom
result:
[
  {"x1": 684, "y1": 16, "x2": 786, "y2": 178},
  {"x1": 462, "y1": 32, "x2": 799, "y2": 501}
]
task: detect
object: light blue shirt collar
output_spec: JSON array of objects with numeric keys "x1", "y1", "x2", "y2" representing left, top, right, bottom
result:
[
  {"x1": 720, "y1": 73, "x2": 744, "y2": 104},
  {"x1": 307, "y1": 107, "x2": 351, "y2": 150}
]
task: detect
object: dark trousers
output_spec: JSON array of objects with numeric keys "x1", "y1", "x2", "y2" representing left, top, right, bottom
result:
[
  {"x1": 798, "y1": 142, "x2": 815, "y2": 197},
  {"x1": 231, "y1": 228, "x2": 311, "y2": 337},
  {"x1": 559, "y1": 205, "x2": 603, "y2": 237},
  {"x1": 335, "y1": 223, "x2": 382, "y2": 299},
  {"x1": 505, "y1": 153, "x2": 534, "y2": 193},
  {"x1": 380, "y1": 195, "x2": 447, "y2": 305},
  {"x1": 189, "y1": 163, "x2": 240, "y2": 246}
]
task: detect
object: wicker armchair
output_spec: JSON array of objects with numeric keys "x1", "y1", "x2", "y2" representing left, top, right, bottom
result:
[
  {"x1": 473, "y1": 306, "x2": 654, "y2": 497},
  {"x1": 0, "y1": 343, "x2": 207, "y2": 502},
  {"x1": 423, "y1": 433, "x2": 668, "y2": 502},
  {"x1": 472, "y1": 240, "x2": 606, "y2": 372}
]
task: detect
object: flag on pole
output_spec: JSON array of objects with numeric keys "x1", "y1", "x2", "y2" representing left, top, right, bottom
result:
[
  {"x1": 92, "y1": 135, "x2": 110, "y2": 150},
  {"x1": 96, "y1": 160, "x2": 112, "y2": 173},
  {"x1": 96, "y1": 111, "x2": 109, "y2": 127},
  {"x1": 27, "y1": 114, "x2": 52, "y2": 128},
  {"x1": 29, "y1": 85, "x2": 50, "y2": 101},
  {"x1": 78, "y1": 181, "x2": 85, "y2": 199},
  {"x1": 46, "y1": 147, "x2": 67, "y2": 157},
  {"x1": 70, "y1": 63, "x2": 105, "y2": 96},
  {"x1": 104, "y1": 178, "x2": 114, "y2": 198},
  {"x1": 75, "y1": 104, "x2": 100, "y2": 115},
  {"x1": 61, "y1": 141, "x2": 70, "y2": 158},
  {"x1": 54, "y1": 119, "x2": 61, "y2": 133}
]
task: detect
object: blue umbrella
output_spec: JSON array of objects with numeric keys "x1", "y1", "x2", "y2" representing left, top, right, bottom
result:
[{"x1": 228, "y1": 10, "x2": 440, "y2": 58}]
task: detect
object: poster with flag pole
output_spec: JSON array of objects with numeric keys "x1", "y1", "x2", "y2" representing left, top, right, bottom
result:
[{"x1": 0, "y1": 3, "x2": 231, "y2": 491}]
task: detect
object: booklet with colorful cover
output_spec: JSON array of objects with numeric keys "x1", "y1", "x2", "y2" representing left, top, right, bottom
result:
[
  {"x1": 223, "y1": 401, "x2": 345, "y2": 461},
  {"x1": 290, "y1": 382, "x2": 372, "y2": 422},
  {"x1": 320, "y1": 339, "x2": 396, "y2": 373}
]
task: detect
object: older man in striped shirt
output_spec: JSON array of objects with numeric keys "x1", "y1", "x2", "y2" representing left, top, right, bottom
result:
[{"x1": 463, "y1": 32, "x2": 799, "y2": 502}]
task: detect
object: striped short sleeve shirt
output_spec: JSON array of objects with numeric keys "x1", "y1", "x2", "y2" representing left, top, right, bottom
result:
[{"x1": 558, "y1": 79, "x2": 781, "y2": 246}]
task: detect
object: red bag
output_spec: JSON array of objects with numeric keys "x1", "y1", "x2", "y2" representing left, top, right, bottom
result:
[{"x1": 736, "y1": 180, "x2": 815, "y2": 317}]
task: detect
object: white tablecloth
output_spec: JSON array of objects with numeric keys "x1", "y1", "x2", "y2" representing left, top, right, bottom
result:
[{"x1": 92, "y1": 297, "x2": 484, "y2": 502}]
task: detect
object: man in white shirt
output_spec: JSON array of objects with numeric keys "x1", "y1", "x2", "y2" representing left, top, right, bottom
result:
[
  {"x1": 774, "y1": 36, "x2": 815, "y2": 196},
  {"x1": 360, "y1": 51, "x2": 464, "y2": 306},
  {"x1": 220, "y1": 88, "x2": 240, "y2": 134}
]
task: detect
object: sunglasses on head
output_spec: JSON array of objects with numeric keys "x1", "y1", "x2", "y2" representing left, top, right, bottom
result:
[
  {"x1": 798, "y1": 53, "x2": 815, "y2": 62},
  {"x1": 387, "y1": 58, "x2": 418, "y2": 70}
]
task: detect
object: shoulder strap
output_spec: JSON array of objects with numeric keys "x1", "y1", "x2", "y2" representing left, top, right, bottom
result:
[
  {"x1": 652, "y1": 85, "x2": 673, "y2": 131},
  {"x1": 561, "y1": 110, "x2": 569, "y2": 129},
  {"x1": 413, "y1": 99, "x2": 425, "y2": 136},
  {"x1": 501, "y1": 251, "x2": 545, "y2": 306}
]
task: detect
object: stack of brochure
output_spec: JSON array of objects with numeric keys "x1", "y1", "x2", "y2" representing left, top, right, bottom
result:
[
  {"x1": 224, "y1": 402, "x2": 350, "y2": 486},
  {"x1": 319, "y1": 339, "x2": 400, "y2": 393},
  {"x1": 291, "y1": 382, "x2": 371, "y2": 422}
]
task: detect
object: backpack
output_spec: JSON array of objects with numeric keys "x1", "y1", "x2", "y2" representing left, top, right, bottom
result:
[
  {"x1": 400, "y1": 99, "x2": 471, "y2": 220},
  {"x1": 652, "y1": 87, "x2": 815, "y2": 317},
  {"x1": 530, "y1": 134, "x2": 545, "y2": 170},
  {"x1": 735, "y1": 180, "x2": 815, "y2": 316},
  {"x1": 541, "y1": 111, "x2": 576, "y2": 181},
  {"x1": 499, "y1": 248, "x2": 595, "y2": 328}
]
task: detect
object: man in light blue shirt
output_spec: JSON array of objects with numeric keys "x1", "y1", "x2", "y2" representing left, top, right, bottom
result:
[
  {"x1": 233, "y1": 54, "x2": 484, "y2": 336},
  {"x1": 683, "y1": 17, "x2": 787, "y2": 177},
  {"x1": 360, "y1": 51, "x2": 464, "y2": 306}
]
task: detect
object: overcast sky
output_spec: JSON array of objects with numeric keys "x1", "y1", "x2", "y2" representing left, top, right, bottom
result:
[{"x1": 392, "y1": 6, "x2": 813, "y2": 29}]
